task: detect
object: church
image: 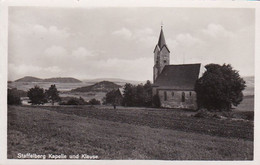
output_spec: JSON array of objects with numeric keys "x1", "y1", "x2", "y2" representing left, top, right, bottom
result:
[{"x1": 152, "y1": 26, "x2": 205, "y2": 110}]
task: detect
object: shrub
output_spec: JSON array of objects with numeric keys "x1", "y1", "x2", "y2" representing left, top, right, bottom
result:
[
  {"x1": 88, "y1": 98, "x2": 101, "y2": 105},
  {"x1": 60, "y1": 97, "x2": 87, "y2": 105}
]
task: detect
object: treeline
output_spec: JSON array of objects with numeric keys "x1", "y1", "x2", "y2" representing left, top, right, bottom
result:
[
  {"x1": 104, "y1": 80, "x2": 160, "y2": 107},
  {"x1": 8, "y1": 85, "x2": 101, "y2": 106},
  {"x1": 8, "y1": 85, "x2": 62, "y2": 105}
]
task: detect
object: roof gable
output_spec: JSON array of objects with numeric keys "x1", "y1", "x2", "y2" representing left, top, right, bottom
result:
[{"x1": 154, "y1": 64, "x2": 201, "y2": 90}]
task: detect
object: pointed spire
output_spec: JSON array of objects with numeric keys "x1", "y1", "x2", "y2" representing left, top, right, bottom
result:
[{"x1": 158, "y1": 26, "x2": 166, "y2": 49}]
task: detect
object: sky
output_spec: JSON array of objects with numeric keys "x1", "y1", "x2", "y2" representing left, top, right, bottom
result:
[{"x1": 8, "y1": 7, "x2": 255, "y2": 81}]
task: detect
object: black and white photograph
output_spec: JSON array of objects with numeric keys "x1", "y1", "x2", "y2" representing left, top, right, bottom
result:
[{"x1": 1, "y1": 0, "x2": 259, "y2": 163}]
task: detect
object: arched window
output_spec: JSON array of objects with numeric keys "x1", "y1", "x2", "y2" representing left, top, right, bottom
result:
[
  {"x1": 172, "y1": 92, "x2": 174, "y2": 97},
  {"x1": 182, "y1": 92, "x2": 185, "y2": 102},
  {"x1": 190, "y1": 91, "x2": 192, "y2": 96},
  {"x1": 164, "y1": 91, "x2": 167, "y2": 101}
]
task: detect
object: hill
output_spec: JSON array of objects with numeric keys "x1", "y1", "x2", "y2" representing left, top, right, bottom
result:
[
  {"x1": 83, "y1": 78, "x2": 145, "y2": 85},
  {"x1": 71, "y1": 81, "x2": 121, "y2": 93},
  {"x1": 243, "y1": 76, "x2": 254, "y2": 96},
  {"x1": 15, "y1": 76, "x2": 42, "y2": 82},
  {"x1": 42, "y1": 77, "x2": 82, "y2": 83},
  {"x1": 14, "y1": 76, "x2": 81, "y2": 83}
]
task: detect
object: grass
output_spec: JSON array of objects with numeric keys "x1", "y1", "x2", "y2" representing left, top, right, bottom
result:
[{"x1": 8, "y1": 105, "x2": 253, "y2": 160}]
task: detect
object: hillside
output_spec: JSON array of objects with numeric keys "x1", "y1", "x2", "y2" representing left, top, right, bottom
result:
[
  {"x1": 15, "y1": 76, "x2": 42, "y2": 82},
  {"x1": 71, "y1": 81, "x2": 121, "y2": 93},
  {"x1": 243, "y1": 76, "x2": 254, "y2": 96},
  {"x1": 83, "y1": 78, "x2": 144, "y2": 85},
  {"x1": 14, "y1": 76, "x2": 82, "y2": 83},
  {"x1": 42, "y1": 77, "x2": 82, "y2": 83}
]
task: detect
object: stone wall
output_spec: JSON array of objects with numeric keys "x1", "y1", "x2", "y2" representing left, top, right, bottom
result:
[{"x1": 153, "y1": 88, "x2": 197, "y2": 110}]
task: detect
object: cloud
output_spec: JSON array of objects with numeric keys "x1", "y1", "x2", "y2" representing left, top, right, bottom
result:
[
  {"x1": 135, "y1": 28, "x2": 154, "y2": 37},
  {"x1": 112, "y1": 27, "x2": 132, "y2": 39},
  {"x1": 8, "y1": 63, "x2": 63, "y2": 80},
  {"x1": 44, "y1": 45, "x2": 68, "y2": 57},
  {"x1": 91, "y1": 57, "x2": 154, "y2": 80},
  {"x1": 202, "y1": 23, "x2": 233, "y2": 38},
  {"x1": 112, "y1": 27, "x2": 158, "y2": 49},
  {"x1": 72, "y1": 47, "x2": 95, "y2": 58},
  {"x1": 175, "y1": 33, "x2": 204, "y2": 47},
  {"x1": 32, "y1": 24, "x2": 70, "y2": 39}
]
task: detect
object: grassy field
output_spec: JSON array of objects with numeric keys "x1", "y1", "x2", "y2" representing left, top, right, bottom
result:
[{"x1": 8, "y1": 105, "x2": 253, "y2": 160}]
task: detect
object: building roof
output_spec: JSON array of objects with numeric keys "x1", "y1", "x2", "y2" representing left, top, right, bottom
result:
[
  {"x1": 158, "y1": 28, "x2": 166, "y2": 49},
  {"x1": 153, "y1": 27, "x2": 170, "y2": 53},
  {"x1": 153, "y1": 63, "x2": 201, "y2": 90}
]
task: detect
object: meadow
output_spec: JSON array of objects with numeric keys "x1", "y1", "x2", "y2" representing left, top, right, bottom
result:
[{"x1": 8, "y1": 105, "x2": 253, "y2": 160}]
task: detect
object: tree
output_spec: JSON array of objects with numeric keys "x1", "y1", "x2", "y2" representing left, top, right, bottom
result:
[
  {"x1": 195, "y1": 64, "x2": 246, "y2": 111},
  {"x1": 122, "y1": 83, "x2": 135, "y2": 106},
  {"x1": 122, "y1": 81, "x2": 154, "y2": 107},
  {"x1": 45, "y1": 84, "x2": 60, "y2": 105},
  {"x1": 27, "y1": 86, "x2": 47, "y2": 105},
  {"x1": 8, "y1": 88, "x2": 21, "y2": 105},
  {"x1": 104, "y1": 89, "x2": 122, "y2": 105},
  {"x1": 143, "y1": 80, "x2": 153, "y2": 107},
  {"x1": 152, "y1": 94, "x2": 161, "y2": 108}
]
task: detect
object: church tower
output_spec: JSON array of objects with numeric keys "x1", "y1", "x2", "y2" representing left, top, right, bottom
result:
[{"x1": 153, "y1": 25, "x2": 170, "y2": 82}]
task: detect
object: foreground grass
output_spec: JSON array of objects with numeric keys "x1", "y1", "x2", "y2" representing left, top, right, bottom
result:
[{"x1": 8, "y1": 106, "x2": 253, "y2": 160}]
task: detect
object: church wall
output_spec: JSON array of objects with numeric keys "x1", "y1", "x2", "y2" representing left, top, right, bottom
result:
[{"x1": 156, "y1": 89, "x2": 197, "y2": 110}]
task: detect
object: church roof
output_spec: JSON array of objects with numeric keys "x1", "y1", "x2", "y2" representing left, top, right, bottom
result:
[
  {"x1": 153, "y1": 63, "x2": 201, "y2": 90},
  {"x1": 153, "y1": 27, "x2": 170, "y2": 53},
  {"x1": 158, "y1": 28, "x2": 166, "y2": 49}
]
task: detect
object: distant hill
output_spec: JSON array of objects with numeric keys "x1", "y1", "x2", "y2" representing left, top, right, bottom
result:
[
  {"x1": 83, "y1": 78, "x2": 144, "y2": 85},
  {"x1": 42, "y1": 77, "x2": 82, "y2": 83},
  {"x1": 243, "y1": 76, "x2": 254, "y2": 96},
  {"x1": 15, "y1": 76, "x2": 42, "y2": 82},
  {"x1": 71, "y1": 81, "x2": 121, "y2": 93},
  {"x1": 14, "y1": 76, "x2": 82, "y2": 83}
]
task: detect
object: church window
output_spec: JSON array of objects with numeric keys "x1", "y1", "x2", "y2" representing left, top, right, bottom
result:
[
  {"x1": 190, "y1": 92, "x2": 192, "y2": 96},
  {"x1": 164, "y1": 91, "x2": 167, "y2": 101},
  {"x1": 182, "y1": 92, "x2": 185, "y2": 102},
  {"x1": 164, "y1": 60, "x2": 167, "y2": 63},
  {"x1": 156, "y1": 60, "x2": 159, "y2": 64},
  {"x1": 172, "y1": 92, "x2": 174, "y2": 97}
]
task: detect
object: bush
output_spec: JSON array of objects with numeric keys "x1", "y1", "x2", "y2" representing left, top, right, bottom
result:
[
  {"x1": 88, "y1": 98, "x2": 101, "y2": 105},
  {"x1": 60, "y1": 97, "x2": 86, "y2": 105}
]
